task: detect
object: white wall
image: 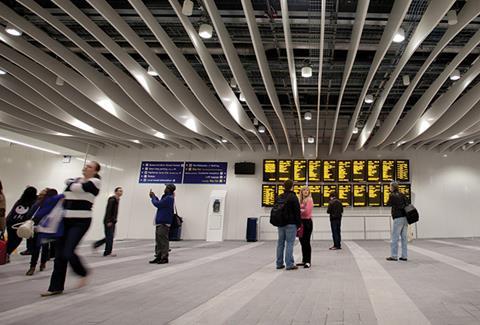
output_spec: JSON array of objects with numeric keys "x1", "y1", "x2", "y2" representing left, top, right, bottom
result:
[{"x1": 1, "y1": 141, "x2": 479, "y2": 240}]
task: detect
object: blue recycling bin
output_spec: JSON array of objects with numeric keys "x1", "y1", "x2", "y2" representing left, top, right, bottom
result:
[{"x1": 246, "y1": 217, "x2": 258, "y2": 242}]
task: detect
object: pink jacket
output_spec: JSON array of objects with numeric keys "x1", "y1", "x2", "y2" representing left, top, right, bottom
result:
[{"x1": 300, "y1": 198, "x2": 313, "y2": 219}]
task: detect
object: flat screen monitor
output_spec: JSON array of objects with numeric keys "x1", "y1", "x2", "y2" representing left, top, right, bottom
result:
[
  {"x1": 353, "y1": 160, "x2": 366, "y2": 182},
  {"x1": 396, "y1": 160, "x2": 410, "y2": 182},
  {"x1": 278, "y1": 160, "x2": 293, "y2": 181},
  {"x1": 368, "y1": 184, "x2": 381, "y2": 207},
  {"x1": 338, "y1": 184, "x2": 352, "y2": 207},
  {"x1": 382, "y1": 160, "x2": 395, "y2": 182},
  {"x1": 308, "y1": 160, "x2": 322, "y2": 182},
  {"x1": 322, "y1": 184, "x2": 337, "y2": 207},
  {"x1": 261, "y1": 184, "x2": 276, "y2": 207},
  {"x1": 338, "y1": 160, "x2": 352, "y2": 182},
  {"x1": 323, "y1": 160, "x2": 337, "y2": 182},
  {"x1": 353, "y1": 184, "x2": 367, "y2": 207},
  {"x1": 293, "y1": 160, "x2": 307, "y2": 182},
  {"x1": 263, "y1": 159, "x2": 277, "y2": 182},
  {"x1": 367, "y1": 160, "x2": 381, "y2": 182}
]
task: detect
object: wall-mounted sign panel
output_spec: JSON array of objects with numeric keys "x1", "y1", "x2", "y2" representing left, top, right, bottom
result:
[
  {"x1": 353, "y1": 184, "x2": 367, "y2": 207},
  {"x1": 368, "y1": 184, "x2": 381, "y2": 207},
  {"x1": 396, "y1": 160, "x2": 410, "y2": 182},
  {"x1": 382, "y1": 184, "x2": 391, "y2": 206},
  {"x1": 278, "y1": 160, "x2": 293, "y2": 181},
  {"x1": 310, "y1": 185, "x2": 322, "y2": 207},
  {"x1": 323, "y1": 160, "x2": 337, "y2": 182},
  {"x1": 277, "y1": 184, "x2": 285, "y2": 196},
  {"x1": 293, "y1": 184, "x2": 303, "y2": 196},
  {"x1": 293, "y1": 160, "x2": 307, "y2": 182},
  {"x1": 261, "y1": 184, "x2": 276, "y2": 207},
  {"x1": 352, "y1": 160, "x2": 366, "y2": 182},
  {"x1": 367, "y1": 160, "x2": 381, "y2": 182},
  {"x1": 183, "y1": 162, "x2": 227, "y2": 184},
  {"x1": 382, "y1": 160, "x2": 395, "y2": 182},
  {"x1": 338, "y1": 160, "x2": 352, "y2": 182},
  {"x1": 263, "y1": 159, "x2": 277, "y2": 182},
  {"x1": 322, "y1": 184, "x2": 337, "y2": 207},
  {"x1": 139, "y1": 161, "x2": 184, "y2": 184},
  {"x1": 399, "y1": 184, "x2": 411, "y2": 200},
  {"x1": 308, "y1": 160, "x2": 322, "y2": 182},
  {"x1": 338, "y1": 184, "x2": 352, "y2": 207}
]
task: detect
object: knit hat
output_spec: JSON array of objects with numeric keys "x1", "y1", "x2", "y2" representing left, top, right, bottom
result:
[{"x1": 165, "y1": 183, "x2": 176, "y2": 192}]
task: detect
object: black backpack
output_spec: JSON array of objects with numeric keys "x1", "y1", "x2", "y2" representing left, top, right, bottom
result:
[{"x1": 270, "y1": 193, "x2": 288, "y2": 227}]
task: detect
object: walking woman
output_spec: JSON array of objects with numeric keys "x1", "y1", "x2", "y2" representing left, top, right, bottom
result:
[
  {"x1": 298, "y1": 186, "x2": 313, "y2": 268},
  {"x1": 42, "y1": 161, "x2": 101, "y2": 296},
  {"x1": 386, "y1": 181, "x2": 409, "y2": 261}
]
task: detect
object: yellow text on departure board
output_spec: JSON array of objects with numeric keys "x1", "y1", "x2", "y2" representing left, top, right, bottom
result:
[
  {"x1": 308, "y1": 160, "x2": 322, "y2": 182},
  {"x1": 293, "y1": 160, "x2": 307, "y2": 182}
]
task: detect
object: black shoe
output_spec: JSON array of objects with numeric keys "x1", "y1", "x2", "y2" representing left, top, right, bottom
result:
[
  {"x1": 399, "y1": 257, "x2": 408, "y2": 261},
  {"x1": 386, "y1": 257, "x2": 398, "y2": 261},
  {"x1": 276, "y1": 265, "x2": 285, "y2": 270},
  {"x1": 149, "y1": 258, "x2": 161, "y2": 264},
  {"x1": 304, "y1": 263, "x2": 311, "y2": 268},
  {"x1": 158, "y1": 259, "x2": 169, "y2": 264},
  {"x1": 20, "y1": 250, "x2": 32, "y2": 256},
  {"x1": 296, "y1": 262, "x2": 305, "y2": 266}
]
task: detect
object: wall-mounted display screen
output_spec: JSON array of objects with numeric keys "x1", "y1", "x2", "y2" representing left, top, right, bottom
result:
[
  {"x1": 293, "y1": 160, "x2": 307, "y2": 182},
  {"x1": 323, "y1": 160, "x2": 337, "y2": 182},
  {"x1": 310, "y1": 185, "x2": 322, "y2": 207},
  {"x1": 263, "y1": 159, "x2": 277, "y2": 182},
  {"x1": 338, "y1": 160, "x2": 352, "y2": 182},
  {"x1": 382, "y1": 160, "x2": 395, "y2": 182},
  {"x1": 277, "y1": 184, "x2": 285, "y2": 196},
  {"x1": 308, "y1": 160, "x2": 322, "y2": 182},
  {"x1": 322, "y1": 184, "x2": 337, "y2": 207},
  {"x1": 382, "y1": 184, "x2": 391, "y2": 206},
  {"x1": 399, "y1": 184, "x2": 411, "y2": 200},
  {"x1": 352, "y1": 160, "x2": 366, "y2": 182},
  {"x1": 396, "y1": 160, "x2": 410, "y2": 182},
  {"x1": 368, "y1": 184, "x2": 381, "y2": 207},
  {"x1": 367, "y1": 160, "x2": 381, "y2": 182},
  {"x1": 261, "y1": 184, "x2": 276, "y2": 207},
  {"x1": 293, "y1": 184, "x2": 303, "y2": 196},
  {"x1": 338, "y1": 184, "x2": 352, "y2": 207},
  {"x1": 353, "y1": 184, "x2": 367, "y2": 207},
  {"x1": 278, "y1": 160, "x2": 293, "y2": 181}
]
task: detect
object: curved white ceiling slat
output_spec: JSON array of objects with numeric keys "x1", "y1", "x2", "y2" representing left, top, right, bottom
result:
[
  {"x1": 355, "y1": 0, "x2": 455, "y2": 150},
  {"x1": 341, "y1": 0, "x2": 411, "y2": 152},
  {"x1": 280, "y1": 0, "x2": 305, "y2": 156},
  {"x1": 23, "y1": 0, "x2": 219, "y2": 150},
  {"x1": 315, "y1": 0, "x2": 326, "y2": 159},
  {"x1": 329, "y1": 0, "x2": 369, "y2": 155},
  {"x1": 203, "y1": 0, "x2": 274, "y2": 152},
  {"x1": 400, "y1": 58, "x2": 480, "y2": 143},
  {"x1": 369, "y1": 0, "x2": 480, "y2": 148},
  {"x1": 379, "y1": 29, "x2": 480, "y2": 149},
  {"x1": 438, "y1": 133, "x2": 480, "y2": 153},
  {"x1": 240, "y1": 0, "x2": 291, "y2": 156},
  {"x1": 425, "y1": 139, "x2": 445, "y2": 151},
  {"x1": 61, "y1": 0, "x2": 239, "y2": 150},
  {"x1": 168, "y1": 0, "x2": 260, "y2": 151}
]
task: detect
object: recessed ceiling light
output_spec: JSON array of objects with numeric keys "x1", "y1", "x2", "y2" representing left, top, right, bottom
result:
[
  {"x1": 147, "y1": 66, "x2": 158, "y2": 76},
  {"x1": 258, "y1": 125, "x2": 265, "y2": 133},
  {"x1": 239, "y1": 92, "x2": 246, "y2": 102},
  {"x1": 304, "y1": 112, "x2": 312, "y2": 120},
  {"x1": 221, "y1": 138, "x2": 228, "y2": 143},
  {"x1": 364, "y1": 94, "x2": 374, "y2": 104},
  {"x1": 301, "y1": 66, "x2": 312, "y2": 78},
  {"x1": 5, "y1": 24, "x2": 22, "y2": 37},
  {"x1": 352, "y1": 127, "x2": 359, "y2": 134},
  {"x1": 443, "y1": 154, "x2": 448, "y2": 157},
  {"x1": 450, "y1": 69, "x2": 460, "y2": 81},
  {"x1": 199, "y1": 24, "x2": 213, "y2": 39},
  {"x1": 468, "y1": 140, "x2": 474, "y2": 144},
  {"x1": 307, "y1": 136, "x2": 315, "y2": 144},
  {"x1": 253, "y1": 118, "x2": 258, "y2": 126},
  {"x1": 402, "y1": 75, "x2": 410, "y2": 86},
  {"x1": 0, "y1": 69, "x2": 6, "y2": 75},
  {"x1": 181, "y1": 0, "x2": 194, "y2": 16},
  {"x1": 447, "y1": 10, "x2": 457, "y2": 26},
  {"x1": 393, "y1": 27, "x2": 405, "y2": 43},
  {"x1": 55, "y1": 76, "x2": 64, "y2": 86}
]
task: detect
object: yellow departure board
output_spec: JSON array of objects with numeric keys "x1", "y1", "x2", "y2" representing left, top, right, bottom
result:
[
  {"x1": 353, "y1": 160, "x2": 366, "y2": 182},
  {"x1": 399, "y1": 184, "x2": 411, "y2": 200},
  {"x1": 263, "y1": 159, "x2": 277, "y2": 182},
  {"x1": 308, "y1": 160, "x2": 322, "y2": 182},
  {"x1": 261, "y1": 184, "x2": 276, "y2": 207},
  {"x1": 338, "y1": 160, "x2": 352, "y2": 182},
  {"x1": 278, "y1": 160, "x2": 293, "y2": 181},
  {"x1": 368, "y1": 184, "x2": 381, "y2": 207},
  {"x1": 277, "y1": 184, "x2": 285, "y2": 196},
  {"x1": 293, "y1": 184, "x2": 303, "y2": 196},
  {"x1": 310, "y1": 185, "x2": 322, "y2": 207},
  {"x1": 338, "y1": 184, "x2": 352, "y2": 207},
  {"x1": 353, "y1": 184, "x2": 367, "y2": 207},
  {"x1": 382, "y1": 184, "x2": 391, "y2": 206},
  {"x1": 396, "y1": 160, "x2": 410, "y2": 182},
  {"x1": 382, "y1": 160, "x2": 395, "y2": 182},
  {"x1": 323, "y1": 160, "x2": 337, "y2": 182},
  {"x1": 322, "y1": 184, "x2": 337, "y2": 207},
  {"x1": 367, "y1": 160, "x2": 381, "y2": 182},
  {"x1": 293, "y1": 160, "x2": 307, "y2": 182}
]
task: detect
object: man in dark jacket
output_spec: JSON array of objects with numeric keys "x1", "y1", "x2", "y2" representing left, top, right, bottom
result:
[
  {"x1": 327, "y1": 192, "x2": 343, "y2": 250},
  {"x1": 276, "y1": 179, "x2": 301, "y2": 270},
  {"x1": 149, "y1": 184, "x2": 175, "y2": 264},
  {"x1": 386, "y1": 182, "x2": 409, "y2": 261},
  {"x1": 93, "y1": 187, "x2": 123, "y2": 256}
]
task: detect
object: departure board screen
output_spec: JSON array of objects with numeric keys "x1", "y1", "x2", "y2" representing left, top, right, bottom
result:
[
  {"x1": 261, "y1": 184, "x2": 276, "y2": 207},
  {"x1": 293, "y1": 160, "x2": 307, "y2": 182},
  {"x1": 278, "y1": 160, "x2": 293, "y2": 181},
  {"x1": 338, "y1": 184, "x2": 352, "y2": 207},
  {"x1": 352, "y1": 160, "x2": 366, "y2": 182},
  {"x1": 382, "y1": 184, "x2": 391, "y2": 206},
  {"x1": 382, "y1": 160, "x2": 395, "y2": 182},
  {"x1": 263, "y1": 159, "x2": 277, "y2": 182},
  {"x1": 338, "y1": 160, "x2": 352, "y2": 182},
  {"x1": 396, "y1": 160, "x2": 410, "y2": 182},
  {"x1": 399, "y1": 184, "x2": 411, "y2": 200},
  {"x1": 310, "y1": 185, "x2": 322, "y2": 207},
  {"x1": 368, "y1": 184, "x2": 381, "y2": 207},
  {"x1": 322, "y1": 185, "x2": 337, "y2": 207},
  {"x1": 353, "y1": 184, "x2": 367, "y2": 207},
  {"x1": 308, "y1": 160, "x2": 322, "y2": 182},
  {"x1": 323, "y1": 160, "x2": 337, "y2": 182},
  {"x1": 277, "y1": 184, "x2": 285, "y2": 196},
  {"x1": 293, "y1": 184, "x2": 303, "y2": 196},
  {"x1": 367, "y1": 160, "x2": 381, "y2": 182}
]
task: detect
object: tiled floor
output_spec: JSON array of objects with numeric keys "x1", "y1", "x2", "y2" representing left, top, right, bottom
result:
[{"x1": 1, "y1": 238, "x2": 480, "y2": 324}]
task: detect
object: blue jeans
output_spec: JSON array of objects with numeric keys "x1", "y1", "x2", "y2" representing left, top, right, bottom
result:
[
  {"x1": 276, "y1": 224, "x2": 297, "y2": 268},
  {"x1": 390, "y1": 217, "x2": 408, "y2": 258}
]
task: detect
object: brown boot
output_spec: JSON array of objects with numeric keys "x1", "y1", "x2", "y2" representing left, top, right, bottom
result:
[
  {"x1": 39, "y1": 263, "x2": 46, "y2": 271},
  {"x1": 26, "y1": 267, "x2": 35, "y2": 276}
]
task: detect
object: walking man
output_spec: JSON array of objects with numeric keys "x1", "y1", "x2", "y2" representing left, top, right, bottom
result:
[{"x1": 93, "y1": 187, "x2": 123, "y2": 256}]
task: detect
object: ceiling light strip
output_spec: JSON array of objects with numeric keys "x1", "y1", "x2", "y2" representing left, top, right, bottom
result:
[
  {"x1": 369, "y1": 0, "x2": 480, "y2": 148},
  {"x1": 314, "y1": 0, "x2": 326, "y2": 159},
  {"x1": 0, "y1": 136, "x2": 60, "y2": 155},
  {"x1": 354, "y1": 0, "x2": 455, "y2": 150},
  {"x1": 328, "y1": 0, "x2": 369, "y2": 155},
  {"x1": 341, "y1": 0, "x2": 411, "y2": 152},
  {"x1": 280, "y1": 0, "x2": 305, "y2": 156}
]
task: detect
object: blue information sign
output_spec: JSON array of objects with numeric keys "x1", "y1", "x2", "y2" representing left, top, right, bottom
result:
[
  {"x1": 139, "y1": 161, "x2": 184, "y2": 184},
  {"x1": 183, "y1": 162, "x2": 228, "y2": 184}
]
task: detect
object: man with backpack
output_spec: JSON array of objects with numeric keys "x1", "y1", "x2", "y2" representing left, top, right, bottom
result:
[{"x1": 270, "y1": 179, "x2": 301, "y2": 270}]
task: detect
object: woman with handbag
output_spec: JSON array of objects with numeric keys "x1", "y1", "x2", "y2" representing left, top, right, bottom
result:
[
  {"x1": 42, "y1": 161, "x2": 101, "y2": 296},
  {"x1": 297, "y1": 186, "x2": 313, "y2": 268},
  {"x1": 5, "y1": 186, "x2": 37, "y2": 262}
]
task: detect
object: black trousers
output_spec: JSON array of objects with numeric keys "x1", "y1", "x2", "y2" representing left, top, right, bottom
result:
[
  {"x1": 48, "y1": 218, "x2": 91, "y2": 292},
  {"x1": 94, "y1": 223, "x2": 116, "y2": 255},
  {"x1": 330, "y1": 218, "x2": 342, "y2": 248},
  {"x1": 299, "y1": 219, "x2": 313, "y2": 264},
  {"x1": 30, "y1": 233, "x2": 50, "y2": 267},
  {"x1": 6, "y1": 224, "x2": 22, "y2": 255}
]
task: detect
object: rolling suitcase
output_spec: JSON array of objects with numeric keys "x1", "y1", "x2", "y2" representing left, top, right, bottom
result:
[{"x1": 0, "y1": 235, "x2": 7, "y2": 265}]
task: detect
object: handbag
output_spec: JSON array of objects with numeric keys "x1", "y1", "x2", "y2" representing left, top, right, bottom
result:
[
  {"x1": 171, "y1": 206, "x2": 183, "y2": 229},
  {"x1": 296, "y1": 224, "x2": 304, "y2": 238},
  {"x1": 12, "y1": 220, "x2": 34, "y2": 239},
  {"x1": 404, "y1": 204, "x2": 419, "y2": 224}
]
